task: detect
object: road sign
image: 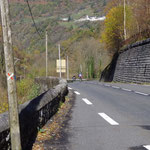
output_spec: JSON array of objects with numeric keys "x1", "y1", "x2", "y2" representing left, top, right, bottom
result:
[{"x1": 56, "y1": 59, "x2": 66, "y2": 73}]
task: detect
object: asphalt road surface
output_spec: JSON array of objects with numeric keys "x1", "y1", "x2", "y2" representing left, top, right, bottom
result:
[{"x1": 67, "y1": 81, "x2": 150, "y2": 150}]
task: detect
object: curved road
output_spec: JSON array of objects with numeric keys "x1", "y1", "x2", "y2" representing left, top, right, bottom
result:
[{"x1": 67, "y1": 81, "x2": 150, "y2": 150}]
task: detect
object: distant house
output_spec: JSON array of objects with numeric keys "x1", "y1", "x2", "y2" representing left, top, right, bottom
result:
[
  {"x1": 75, "y1": 15, "x2": 106, "y2": 22},
  {"x1": 61, "y1": 18, "x2": 69, "y2": 22}
]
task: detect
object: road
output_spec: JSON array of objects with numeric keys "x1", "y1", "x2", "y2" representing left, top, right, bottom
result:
[{"x1": 66, "y1": 81, "x2": 150, "y2": 150}]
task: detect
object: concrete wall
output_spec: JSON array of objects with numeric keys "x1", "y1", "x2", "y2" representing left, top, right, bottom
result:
[
  {"x1": 0, "y1": 77, "x2": 68, "y2": 150},
  {"x1": 113, "y1": 39, "x2": 150, "y2": 83}
]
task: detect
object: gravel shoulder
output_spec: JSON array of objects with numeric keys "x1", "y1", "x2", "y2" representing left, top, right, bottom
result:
[{"x1": 32, "y1": 90, "x2": 75, "y2": 150}]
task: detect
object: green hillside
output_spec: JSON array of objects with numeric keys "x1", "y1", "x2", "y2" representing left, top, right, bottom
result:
[
  {"x1": 0, "y1": 0, "x2": 111, "y2": 113},
  {"x1": 10, "y1": 0, "x2": 107, "y2": 51},
  {"x1": 9, "y1": 0, "x2": 110, "y2": 79}
]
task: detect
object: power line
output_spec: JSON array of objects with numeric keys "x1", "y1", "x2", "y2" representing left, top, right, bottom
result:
[{"x1": 25, "y1": 0, "x2": 43, "y2": 39}]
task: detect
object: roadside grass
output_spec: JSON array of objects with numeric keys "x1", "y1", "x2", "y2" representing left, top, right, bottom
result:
[
  {"x1": 17, "y1": 78, "x2": 41, "y2": 105},
  {"x1": 0, "y1": 78, "x2": 41, "y2": 114},
  {"x1": 0, "y1": 86, "x2": 8, "y2": 114}
]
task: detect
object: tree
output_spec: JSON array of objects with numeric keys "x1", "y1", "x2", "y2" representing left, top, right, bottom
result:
[
  {"x1": 101, "y1": 5, "x2": 133, "y2": 52},
  {"x1": 132, "y1": 0, "x2": 150, "y2": 33}
]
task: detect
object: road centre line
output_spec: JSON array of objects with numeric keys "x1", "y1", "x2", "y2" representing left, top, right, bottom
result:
[
  {"x1": 68, "y1": 87, "x2": 72, "y2": 90},
  {"x1": 82, "y1": 98, "x2": 92, "y2": 105},
  {"x1": 74, "y1": 91, "x2": 80, "y2": 95},
  {"x1": 104, "y1": 84, "x2": 111, "y2": 87},
  {"x1": 143, "y1": 145, "x2": 150, "y2": 150},
  {"x1": 134, "y1": 91, "x2": 149, "y2": 96},
  {"x1": 121, "y1": 88, "x2": 132, "y2": 92},
  {"x1": 98, "y1": 113, "x2": 119, "y2": 125}
]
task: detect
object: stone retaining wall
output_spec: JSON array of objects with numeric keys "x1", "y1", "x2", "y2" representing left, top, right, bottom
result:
[{"x1": 113, "y1": 38, "x2": 150, "y2": 83}]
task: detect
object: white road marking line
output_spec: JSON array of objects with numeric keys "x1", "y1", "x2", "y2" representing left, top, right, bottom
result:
[
  {"x1": 98, "y1": 113, "x2": 119, "y2": 125},
  {"x1": 121, "y1": 88, "x2": 132, "y2": 92},
  {"x1": 104, "y1": 84, "x2": 111, "y2": 87},
  {"x1": 134, "y1": 91, "x2": 149, "y2": 96},
  {"x1": 143, "y1": 145, "x2": 150, "y2": 150},
  {"x1": 82, "y1": 98, "x2": 92, "y2": 105},
  {"x1": 68, "y1": 87, "x2": 72, "y2": 90},
  {"x1": 112, "y1": 86, "x2": 120, "y2": 89},
  {"x1": 143, "y1": 85, "x2": 150, "y2": 87},
  {"x1": 74, "y1": 91, "x2": 80, "y2": 95}
]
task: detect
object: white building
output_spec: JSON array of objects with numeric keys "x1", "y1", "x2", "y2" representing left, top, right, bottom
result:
[{"x1": 75, "y1": 15, "x2": 106, "y2": 22}]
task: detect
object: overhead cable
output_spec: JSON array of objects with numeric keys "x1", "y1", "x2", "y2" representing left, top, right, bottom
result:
[{"x1": 26, "y1": 0, "x2": 43, "y2": 39}]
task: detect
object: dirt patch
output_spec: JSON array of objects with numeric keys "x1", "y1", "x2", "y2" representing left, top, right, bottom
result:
[{"x1": 32, "y1": 90, "x2": 75, "y2": 150}]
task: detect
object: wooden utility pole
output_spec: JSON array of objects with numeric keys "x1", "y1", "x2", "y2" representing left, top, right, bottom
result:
[
  {"x1": 58, "y1": 44, "x2": 61, "y2": 78},
  {"x1": 80, "y1": 64, "x2": 82, "y2": 73},
  {"x1": 124, "y1": 0, "x2": 127, "y2": 40},
  {"x1": 87, "y1": 68, "x2": 89, "y2": 79},
  {"x1": 46, "y1": 30, "x2": 48, "y2": 77},
  {"x1": 0, "y1": 1, "x2": 22, "y2": 150},
  {"x1": 67, "y1": 56, "x2": 69, "y2": 80}
]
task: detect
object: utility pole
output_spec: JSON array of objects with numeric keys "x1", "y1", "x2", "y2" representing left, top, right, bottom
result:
[
  {"x1": 67, "y1": 56, "x2": 69, "y2": 80},
  {"x1": 58, "y1": 44, "x2": 61, "y2": 78},
  {"x1": 80, "y1": 64, "x2": 82, "y2": 73},
  {"x1": 87, "y1": 68, "x2": 89, "y2": 79},
  {"x1": 23, "y1": 67, "x2": 26, "y2": 79},
  {"x1": 124, "y1": 0, "x2": 127, "y2": 40},
  {"x1": 46, "y1": 30, "x2": 48, "y2": 77},
  {"x1": 0, "y1": 1, "x2": 22, "y2": 150}
]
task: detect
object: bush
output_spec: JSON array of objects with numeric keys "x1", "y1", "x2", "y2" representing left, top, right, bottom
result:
[
  {"x1": 0, "y1": 86, "x2": 8, "y2": 114},
  {"x1": 17, "y1": 78, "x2": 33, "y2": 98},
  {"x1": 17, "y1": 78, "x2": 40, "y2": 104},
  {"x1": 28, "y1": 83, "x2": 41, "y2": 100}
]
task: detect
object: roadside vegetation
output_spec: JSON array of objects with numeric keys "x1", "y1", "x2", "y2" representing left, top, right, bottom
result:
[
  {"x1": 101, "y1": 0, "x2": 150, "y2": 53},
  {"x1": 0, "y1": 0, "x2": 149, "y2": 114},
  {"x1": 0, "y1": 78, "x2": 41, "y2": 114}
]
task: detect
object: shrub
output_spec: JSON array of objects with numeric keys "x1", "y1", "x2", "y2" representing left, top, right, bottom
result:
[{"x1": 17, "y1": 78, "x2": 40, "y2": 104}]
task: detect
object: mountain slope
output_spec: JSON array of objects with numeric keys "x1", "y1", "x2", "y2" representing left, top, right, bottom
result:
[
  {"x1": 9, "y1": 0, "x2": 111, "y2": 77},
  {"x1": 10, "y1": 0, "x2": 107, "y2": 50}
]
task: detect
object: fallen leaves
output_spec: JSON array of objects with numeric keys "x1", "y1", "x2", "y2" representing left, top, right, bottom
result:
[{"x1": 32, "y1": 95, "x2": 72, "y2": 150}]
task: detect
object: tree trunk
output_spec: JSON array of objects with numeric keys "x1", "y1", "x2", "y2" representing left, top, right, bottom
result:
[{"x1": 0, "y1": 0, "x2": 22, "y2": 149}]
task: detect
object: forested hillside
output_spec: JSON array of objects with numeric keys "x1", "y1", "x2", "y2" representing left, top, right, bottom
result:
[
  {"x1": 0, "y1": 0, "x2": 110, "y2": 113},
  {"x1": 10, "y1": 0, "x2": 107, "y2": 51},
  {"x1": 101, "y1": 0, "x2": 150, "y2": 53},
  {"x1": 1, "y1": 0, "x2": 149, "y2": 113},
  {"x1": 9, "y1": 0, "x2": 110, "y2": 78}
]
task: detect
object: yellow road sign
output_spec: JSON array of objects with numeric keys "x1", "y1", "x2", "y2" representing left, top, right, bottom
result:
[{"x1": 56, "y1": 59, "x2": 66, "y2": 73}]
